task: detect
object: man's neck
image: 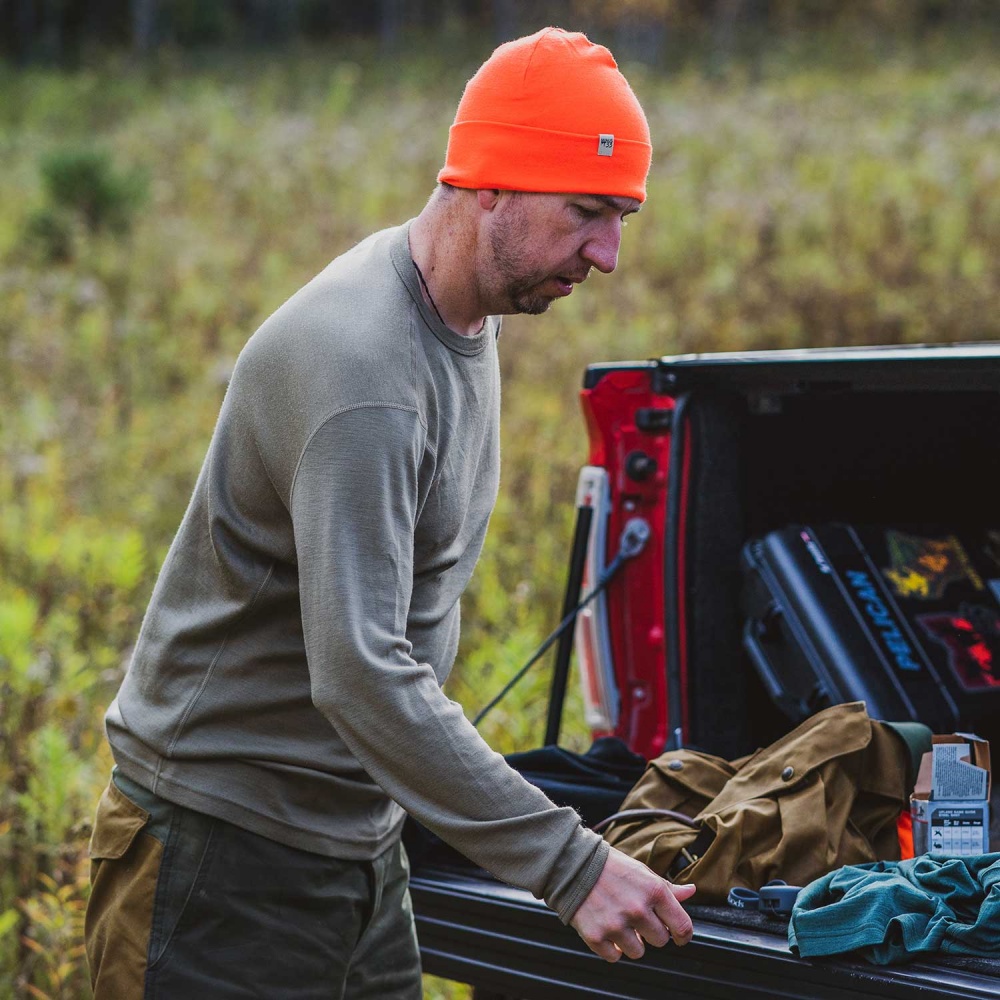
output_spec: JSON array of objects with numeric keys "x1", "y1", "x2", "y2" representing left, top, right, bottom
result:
[{"x1": 408, "y1": 191, "x2": 486, "y2": 337}]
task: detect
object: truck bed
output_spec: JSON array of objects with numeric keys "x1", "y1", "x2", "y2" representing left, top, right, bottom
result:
[
  {"x1": 413, "y1": 347, "x2": 1000, "y2": 1000},
  {"x1": 412, "y1": 864, "x2": 1000, "y2": 1000}
]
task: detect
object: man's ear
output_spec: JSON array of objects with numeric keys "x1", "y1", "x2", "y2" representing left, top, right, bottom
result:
[{"x1": 477, "y1": 189, "x2": 502, "y2": 211}]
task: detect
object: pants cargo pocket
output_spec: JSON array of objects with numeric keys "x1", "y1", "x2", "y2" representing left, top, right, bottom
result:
[
  {"x1": 143, "y1": 794, "x2": 218, "y2": 978},
  {"x1": 85, "y1": 780, "x2": 163, "y2": 1000}
]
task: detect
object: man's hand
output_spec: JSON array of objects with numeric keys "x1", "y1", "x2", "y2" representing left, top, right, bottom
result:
[{"x1": 570, "y1": 847, "x2": 696, "y2": 962}]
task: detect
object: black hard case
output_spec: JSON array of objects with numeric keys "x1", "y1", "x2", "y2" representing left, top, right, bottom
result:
[{"x1": 742, "y1": 523, "x2": 1000, "y2": 734}]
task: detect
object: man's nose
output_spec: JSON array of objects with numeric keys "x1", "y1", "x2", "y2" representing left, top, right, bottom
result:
[{"x1": 581, "y1": 220, "x2": 622, "y2": 274}]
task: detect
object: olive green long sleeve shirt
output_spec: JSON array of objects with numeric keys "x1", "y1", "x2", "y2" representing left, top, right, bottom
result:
[{"x1": 106, "y1": 221, "x2": 608, "y2": 922}]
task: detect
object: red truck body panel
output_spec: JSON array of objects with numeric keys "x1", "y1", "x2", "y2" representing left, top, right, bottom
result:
[{"x1": 579, "y1": 367, "x2": 688, "y2": 758}]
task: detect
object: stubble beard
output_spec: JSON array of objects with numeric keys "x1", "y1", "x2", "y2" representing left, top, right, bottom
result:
[
  {"x1": 507, "y1": 280, "x2": 554, "y2": 316},
  {"x1": 487, "y1": 200, "x2": 557, "y2": 316}
]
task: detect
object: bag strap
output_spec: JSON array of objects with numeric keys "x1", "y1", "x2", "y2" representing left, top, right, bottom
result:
[
  {"x1": 666, "y1": 825, "x2": 716, "y2": 880},
  {"x1": 593, "y1": 807, "x2": 699, "y2": 834}
]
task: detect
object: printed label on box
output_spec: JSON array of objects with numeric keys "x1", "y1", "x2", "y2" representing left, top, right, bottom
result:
[{"x1": 929, "y1": 806, "x2": 987, "y2": 855}]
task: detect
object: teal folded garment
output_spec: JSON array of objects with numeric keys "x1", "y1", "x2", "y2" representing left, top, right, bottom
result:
[{"x1": 789, "y1": 853, "x2": 1000, "y2": 965}]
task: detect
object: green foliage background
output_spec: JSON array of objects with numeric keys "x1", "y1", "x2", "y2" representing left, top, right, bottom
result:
[{"x1": 1, "y1": 25, "x2": 999, "y2": 1000}]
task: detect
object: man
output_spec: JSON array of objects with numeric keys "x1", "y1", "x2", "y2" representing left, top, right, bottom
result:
[{"x1": 85, "y1": 27, "x2": 695, "y2": 999}]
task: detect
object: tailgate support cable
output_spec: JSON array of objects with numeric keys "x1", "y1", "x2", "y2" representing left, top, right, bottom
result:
[
  {"x1": 544, "y1": 501, "x2": 595, "y2": 747},
  {"x1": 472, "y1": 518, "x2": 651, "y2": 730},
  {"x1": 664, "y1": 391, "x2": 691, "y2": 751}
]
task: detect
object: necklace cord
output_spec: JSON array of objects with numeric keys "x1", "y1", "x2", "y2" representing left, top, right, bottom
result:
[{"x1": 412, "y1": 259, "x2": 448, "y2": 328}]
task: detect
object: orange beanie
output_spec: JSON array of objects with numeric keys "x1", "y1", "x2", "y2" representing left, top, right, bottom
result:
[{"x1": 438, "y1": 27, "x2": 652, "y2": 202}]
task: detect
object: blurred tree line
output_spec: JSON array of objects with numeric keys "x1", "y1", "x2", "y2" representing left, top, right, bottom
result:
[{"x1": 2, "y1": 0, "x2": 997, "y2": 66}]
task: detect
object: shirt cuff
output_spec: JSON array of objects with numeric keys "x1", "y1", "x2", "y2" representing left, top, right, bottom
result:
[{"x1": 552, "y1": 836, "x2": 611, "y2": 924}]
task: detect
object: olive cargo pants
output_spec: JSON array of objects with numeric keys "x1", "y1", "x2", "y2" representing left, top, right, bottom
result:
[{"x1": 84, "y1": 771, "x2": 422, "y2": 999}]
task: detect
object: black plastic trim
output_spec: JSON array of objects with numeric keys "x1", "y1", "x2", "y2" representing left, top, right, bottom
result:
[
  {"x1": 655, "y1": 344, "x2": 1000, "y2": 394},
  {"x1": 635, "y1": 408, "x2": 674, "y2": 433},
  {"x1": 664, "y1": 392, "x2": 690, "y2": 750}
]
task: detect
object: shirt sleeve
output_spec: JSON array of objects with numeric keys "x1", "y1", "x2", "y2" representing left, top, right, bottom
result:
[{"x1": 290, "y1": 402, "x2": 608, "y2": 922}]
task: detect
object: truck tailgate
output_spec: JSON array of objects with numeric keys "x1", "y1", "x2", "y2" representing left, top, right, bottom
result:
[{"x1": 412, "y1": 866, "x2": 1000, "y2": 1000}]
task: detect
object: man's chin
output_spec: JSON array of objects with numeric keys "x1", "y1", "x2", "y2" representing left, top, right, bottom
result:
[
  {"x1": 510, "y1": 286, "x2": 556, "y2": 315},
  {"x1": 514, "y1": 297, "x2": 552, "y2": 316}
]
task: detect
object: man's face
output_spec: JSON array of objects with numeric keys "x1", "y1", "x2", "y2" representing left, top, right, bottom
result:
[{"x1": 482, "y1": 191, "x2": 640, "y2": 316}]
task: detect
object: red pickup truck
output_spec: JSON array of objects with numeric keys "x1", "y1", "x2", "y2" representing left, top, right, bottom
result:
[{"x1": 410, "y1": 344, "x2": 1000, "y2": 1000}]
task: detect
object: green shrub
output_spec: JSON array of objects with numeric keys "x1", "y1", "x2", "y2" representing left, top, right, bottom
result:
[
  {"x1": 40, "y1": 149, "x2": 148, "y2": 236},
  {"x1": 21, "y1": 208, "x2": 75, "y2": 264}
]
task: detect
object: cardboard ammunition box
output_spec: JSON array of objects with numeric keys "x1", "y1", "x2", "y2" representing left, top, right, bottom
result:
[{"x1": 910, "y1": 733, "x2": 991, "y2": 857}]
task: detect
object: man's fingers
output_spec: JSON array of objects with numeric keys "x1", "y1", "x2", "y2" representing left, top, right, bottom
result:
[
  {"x1": 653, "y1": 888, "x2": 695, "y2": 946},
  {"x1": 611, "y1": 929, "x2": 645, "y2": 961},
  {"x1": 583, "y1": 925, "x2": 650, "y2": 963},
  {"x1": 585, "y1": 938, "x2": 623, "y2": 962},
  {"x1": 587, "y1": 912, "x2": 687, "y2": 963},
  {"x1": 631, "y1": 912, "x2": 671, "y2": 949},
  {"x1": 669, "y1": 881, "x2": 697, "y2": 901},
  {"x1": 569, "y1": 850, "x2": 697, "y2": 961}
]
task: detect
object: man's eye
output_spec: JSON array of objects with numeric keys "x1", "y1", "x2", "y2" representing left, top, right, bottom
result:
[{"x1": 573, "y1": 204, "x2": 600, "y2": 219}]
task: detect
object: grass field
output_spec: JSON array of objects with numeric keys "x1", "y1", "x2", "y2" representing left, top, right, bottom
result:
[{"x1": 1, "y1": 25, "x2": 998, "y2": 998}]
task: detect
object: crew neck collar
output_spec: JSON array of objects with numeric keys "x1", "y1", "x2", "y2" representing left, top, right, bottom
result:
[{"x1": 390, "y1": 221, "x2": 494, "y2": 356}]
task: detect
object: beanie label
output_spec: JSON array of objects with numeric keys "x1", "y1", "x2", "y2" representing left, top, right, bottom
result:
[{"x1": 598, "y1": 134, "x2": 615, "y2": 156}]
